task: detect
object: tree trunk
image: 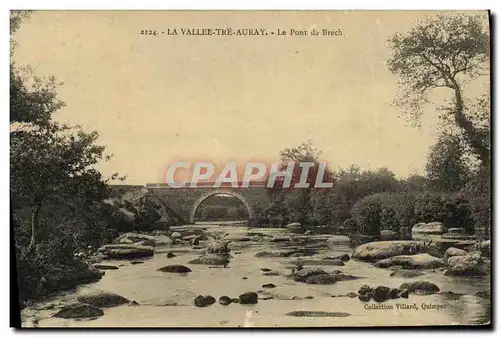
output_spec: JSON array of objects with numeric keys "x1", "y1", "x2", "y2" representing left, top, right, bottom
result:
[
  {"x1": 450, "y1": 79, "x2": 490, "y2": 167},
  {"x1": 28, "y1": 202, "x2": 42, "y2": 250}
]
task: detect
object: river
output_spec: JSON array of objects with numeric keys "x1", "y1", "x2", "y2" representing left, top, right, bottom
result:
[{"x1": 20, "y1": 225, "x2": 491, "y2": 327}]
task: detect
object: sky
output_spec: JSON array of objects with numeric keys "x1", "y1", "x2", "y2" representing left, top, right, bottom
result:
[{"x1": 12, "y1": 10, "x2": 490, "y2": 185}]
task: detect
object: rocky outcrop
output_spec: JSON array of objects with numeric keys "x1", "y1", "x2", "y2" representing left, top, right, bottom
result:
[
  {"x1": 375, "y1": 254, "x2": 447, "y2": 269},
  {"x1": 157, "y1": 265, "x2": 192, "y2": 273},
  {"x1": 97, "y1": 244, "x2": 154, "y2": 259},
  {"x1": 352, "y1": 241, "x2": 436, "y2": 261},
  {"x1": 400, "y1": 281, "x2": 440, "y2": 295},
  {"x1": 77, "y1": 291, "x2": 130, "y2": 308},
  {"x1": 443, "y1": 247, "x2": 467, "y2": 261},
  {"x1": 444, "y1": 252, "x2": 487, "y2": 277},
  {"x1": 188, "y1": 254, "x2": 230, "y2": 266},
  {"x1": 53, "y1": 303, "x2": 104, "y2": 319}
]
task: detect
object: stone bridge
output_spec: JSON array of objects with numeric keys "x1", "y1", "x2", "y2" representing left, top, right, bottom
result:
[{"x1": 144, "y1": 183, "x2": 274, "y2": 224}]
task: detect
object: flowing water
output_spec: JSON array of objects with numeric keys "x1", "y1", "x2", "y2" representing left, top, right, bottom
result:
[{"x1": 20, "y1": 226, "x2": 491, "y2": 328}]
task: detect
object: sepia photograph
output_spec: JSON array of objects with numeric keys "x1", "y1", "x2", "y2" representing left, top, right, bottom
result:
[{"x1": 9, "y1": 9, "x2": 491, "y2": 328}]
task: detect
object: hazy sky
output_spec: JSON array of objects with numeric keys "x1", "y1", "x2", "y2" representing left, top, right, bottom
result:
[{"x1": 12, "y1": 10, "x2": 490, "y2": 185}]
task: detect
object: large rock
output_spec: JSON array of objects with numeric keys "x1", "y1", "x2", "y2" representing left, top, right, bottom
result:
[
  {"x1": 194, "y1": 295, "x2": 216, "y2": 307},
  {"x1": 53, "y1": 303, "x2": 104, "y2": 319},
  {"x1": 375, "y1": 254, "x2": 447, "y2": 269},
  {"x1": 292, "y1": 268, "x2": 357, "y2": 284},
  {"x1": 372, "y1": 286, "x2": 391, "y2": 302},
  {"x1": 445, "y1": 252, "x2": 487, "y2": 276},
  {"x1": 411, "y1": 222, "x2": 445, "y2": 240},
  {"x1": 285, "y1": 222, "x2": 304, "y2": 233},
  {"x1": 352, "y1": 241, "x2": 436, "y2": 261},
  {"x1": 400, "y1": 281, "x2": 440, "y2": 295},
  {"x1": 380, "y1": 230, "x2": 399, "y2": 241},
  {"x1": 443, "y1": 247, "x2": 467, "y2": 261},
  {"x1": 326, "y1": 235, "x2": 351, "y2": 245},
  {"x1": 188, "y1": 254, "x2": 229, "y2": 266},
  {"x1": 77, "y1": 291, "x2": 130, "y2": 308},
  {"x1": 239, "y1": 292, "x2": 258, "y2": 304},
  {"x1": 97, "y1": 244, "x2": 154, "y2": 259},
  {"x1": 157, "y1": 265, "x2": 192, "y2": 273},
  {"x1": 412, "y1": 222, "x2": 445, "y2": 235}
]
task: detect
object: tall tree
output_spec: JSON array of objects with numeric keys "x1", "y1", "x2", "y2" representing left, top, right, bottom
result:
[
  {"x1": 426, "y1": 133, "x2": 472, "y2": 191},
  {"x1": 388, "y1": 13, "x2": 490, "y2": 167}
]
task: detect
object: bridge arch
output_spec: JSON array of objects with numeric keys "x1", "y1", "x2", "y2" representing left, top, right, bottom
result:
[{"x1": 189, "y1": 189, "x2": 254, "y2": 224}]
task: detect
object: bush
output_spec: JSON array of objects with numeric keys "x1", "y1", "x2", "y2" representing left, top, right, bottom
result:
[{"x1": 351, "y1": 191, "x2": 475, "y2": 236}]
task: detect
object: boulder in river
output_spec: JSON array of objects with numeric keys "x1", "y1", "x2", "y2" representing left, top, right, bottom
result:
[
  {"x1": 380, "y1": 230, "x2": 398, "y2": 241},
  {"x1": 389, "y1": 269, "x2": 424, "y2": 278},
  {"x1": 262, "y1": 283, "x2": 276, "y2": 288},
  {"x1": 77, "y1": 291, "x2": 130, "y2": 308},
  {"x1": 171, "y1": 232, "x2": 182, "y2": 239},
  {"x1": 372, "y1": 286, "x2": 391, "y2": 302},
  {"x1": 352, "y1": 241, "x2": 437, "y2": 261},
  {"x1": 188, "y1": 254, "x2": 230, "y2": 266},
  {"x1": 239, "y1": 292, "x2": 258, "y2": 304},
  {"x1": 400, "y1": 281, "x2": 440, "y2": 295},
  {"x1": 285, "y1": 222, "x2": 304, "y2": 233},
  {"x1": 219, "y1": 296, "x2": 232, "y2": 305},
  {"x1": 374, "y1": 254, "x2": 447, "y2": 269},
  {"x1": 157, "y1": 265, "x2": 192, "y2": 273},
  {"x1": 326, "y1": 235, "x2": 351, "y2": 245},
  {"x1": 304, "y1": 274, "x2": 337, "y2": 284},
  {"x1": 97, "y1": 244, "x2": 154, "y2": 259},
  {"x1": 443, "y1": 247, "x2": 467, "y2": 261},
  {"x1": 412, "y1": 222, "x2": 445, "y2": 235},
  {"x1": 53, "y1": 303, "x2": 104, "y2": 319},
  {"x1": 194, "y1": 295, "x2": 216, "y2": 307},
  {"x1": 166, "y1": 252, "x2": 176, "y2": 258},
  {"x1": 444, "y1": 252, "x2": 487, "y2": 277}
]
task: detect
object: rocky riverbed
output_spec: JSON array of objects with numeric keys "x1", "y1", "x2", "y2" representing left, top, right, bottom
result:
[{"x1": 20, "y1": 225, "x2": 491, "y2": 327}]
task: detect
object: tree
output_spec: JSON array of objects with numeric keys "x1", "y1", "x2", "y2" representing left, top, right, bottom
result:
[
  {"x1": 388, "y1": 13, "x2": 490, "y2": 167},
  {"x1": 268, "y1": 141, "x2": 334, "y2": 226},
  {"x1": 10, "y1": 125, "x2": 108, "y2": 249},
  {"x1": 426, "y1": 133, "x2": 472, "y2": 191}
]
